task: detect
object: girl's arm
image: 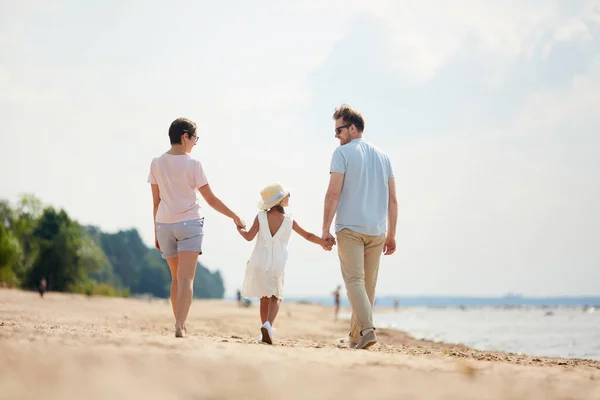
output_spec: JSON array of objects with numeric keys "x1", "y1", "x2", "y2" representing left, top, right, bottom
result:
[
  {"x1": 292, "y1": 220, "x2": 333, "y2": 250},
  {"x1": 237, "y1": 215, "x2": 259, "y2": 241}
]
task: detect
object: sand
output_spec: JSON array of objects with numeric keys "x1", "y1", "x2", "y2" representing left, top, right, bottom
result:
[{"x1": 1, "y1": 289, "x2": 599, "y2": 400}]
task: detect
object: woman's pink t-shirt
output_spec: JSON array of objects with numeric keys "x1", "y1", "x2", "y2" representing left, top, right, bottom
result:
[{"x1": 147, "y1": 153, "x2": 208, "y2": 224}]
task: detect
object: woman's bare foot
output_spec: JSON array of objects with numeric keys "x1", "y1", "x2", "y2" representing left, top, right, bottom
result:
[{"x1": 175, "y1": 325, "x2": 187, "y2": 338}]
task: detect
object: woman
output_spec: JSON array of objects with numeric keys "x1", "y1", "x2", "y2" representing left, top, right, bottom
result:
[{"x1": 147, "y1": 117, "x2": 245, "y2": 338}]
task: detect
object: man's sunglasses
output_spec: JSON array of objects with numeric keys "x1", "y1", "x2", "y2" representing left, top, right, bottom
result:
[{"x1": 335, "y1": 123, "x2": 353, "y2": 135}]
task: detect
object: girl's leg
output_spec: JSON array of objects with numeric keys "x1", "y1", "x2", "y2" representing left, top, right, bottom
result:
[
  {"x1": 259, "y1": 297, "x2": 269, "y2": 324},
  {"x1": 175, "y1": 251, "x2": 199, "y2": 334},
  {"x1": 267, "y1": 296, "x2": 281, "y2": 326}
]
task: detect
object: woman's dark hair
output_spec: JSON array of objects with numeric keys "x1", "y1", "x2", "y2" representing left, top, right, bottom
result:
[{"x1": 169, "y1": 117, "x2": 196, "y2": 144}]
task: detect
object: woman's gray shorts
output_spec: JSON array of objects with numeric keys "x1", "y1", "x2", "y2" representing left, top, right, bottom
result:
[{"x1": 155, "y1": 218, "x2": 204, "y2": 259}]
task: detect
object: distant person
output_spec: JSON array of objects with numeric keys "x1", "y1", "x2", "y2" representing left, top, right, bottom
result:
[
  {"x1": 321, "y1": 104, "x2": 398, "y2": 350},
  {"x1": 38, "y1": 277, "x2": 47, "y2": 298},
  {"x1": 148, "y1": 117, "x2": 245, "y2": 338},
  {"x1": 332, "y1": 285, "x2": 341, "y2": 321},
  {"x1": 236, "y1": 183, "x2": 334, "y2": 345},
  {"x1": 236, "y1": 289, "x2": 242, "y2": 306},
  {"x1": 394, "y1": 299, "x2": 399, "y2": 311}
]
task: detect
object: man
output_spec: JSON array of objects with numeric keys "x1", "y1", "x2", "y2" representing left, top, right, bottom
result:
[{"x1": 322, "y1": 104, "x2": 398, "y2": 350}]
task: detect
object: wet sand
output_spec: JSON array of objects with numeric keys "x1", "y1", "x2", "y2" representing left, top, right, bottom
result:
[{"x1": 1, "y1": 289, "x2": 599, "y2": 399}]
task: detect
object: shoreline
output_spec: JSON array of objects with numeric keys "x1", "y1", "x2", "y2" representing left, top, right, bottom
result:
[
  {"x1": 330, "y1": 305, "x2": 599, "y2": 367},
  {"x1": 1, "y1": 289, "x2": 599, "y2": 399},
  {"x1": 332, "y1": 303, "x2": 600, "y2": 364}
]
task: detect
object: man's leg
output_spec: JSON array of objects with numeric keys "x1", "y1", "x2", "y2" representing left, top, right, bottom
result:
[
  {"x1": 336, "y1": 228, "x2": 372, "y2": 344},
  {"x1": 347, "y1": 234, "x2": 386, "y2": 349},
  {"x1": 348, "y1": 312, "x2": 359, "y2": 346},
  {"x1": 364, "y1": 234, "x2": 386, "y2": 311}
]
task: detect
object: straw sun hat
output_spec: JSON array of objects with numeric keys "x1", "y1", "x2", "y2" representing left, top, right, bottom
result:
[{"x1": 258, "y1": 183, "x2": 291, "y2": 210}]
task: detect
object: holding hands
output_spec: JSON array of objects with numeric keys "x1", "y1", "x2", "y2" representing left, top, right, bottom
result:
[
  {"x1": 233, "y1": 214, "x2": 246, "y2": 230},
  {"x1": 320, "y1": 237, "x2": 335, "y2": 251},
  {"x1": 235, "y1": 215, "x2": 257, "y2": 242},
  {"x1": 321, "y1": 231, "x2": 336, "y2": 252}
]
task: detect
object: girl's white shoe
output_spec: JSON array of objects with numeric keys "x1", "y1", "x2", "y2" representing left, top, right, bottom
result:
[
  {"x1": 257, "y1": 326, "x2": 276, "y2": 343},
  {"x1": 260, "y1": 321, "x2": 274, "y2": 344}
]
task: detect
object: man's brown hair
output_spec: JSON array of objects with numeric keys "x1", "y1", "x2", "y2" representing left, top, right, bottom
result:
[{"x1": 333, "y1": 104, "x2": 365, "y2": 133}]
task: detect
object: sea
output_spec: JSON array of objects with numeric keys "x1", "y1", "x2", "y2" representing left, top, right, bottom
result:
[
  {"x1": 288, "y1": 295, "x2": 600, "y2": 361},
  {"x1": 368, "y1": 306, "x2": 599, "y2": 361}
]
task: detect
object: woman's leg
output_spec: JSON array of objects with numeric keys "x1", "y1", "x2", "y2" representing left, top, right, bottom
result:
[
  {"x1": 166, "y1": 257, "x2": 179, "y2": 320},
  {"x1": 259, "y1": 297, "x2": 269, "y2": 324},
  {"x1": 267, "y1": 296, "x2": 281, "y2": 326},
  {"x1": 175, "y1": 251, "x2": 199, "y2": 334}
]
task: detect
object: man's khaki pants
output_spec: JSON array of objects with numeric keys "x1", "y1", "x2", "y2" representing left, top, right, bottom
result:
[{"x1": 336, "y1": 228, "x2": 386, "y2": 343}]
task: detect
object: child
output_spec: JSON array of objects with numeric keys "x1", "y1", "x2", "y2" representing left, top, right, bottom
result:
[{"x1": 236, "y1": 183, "x2": 334, "y2": 345}]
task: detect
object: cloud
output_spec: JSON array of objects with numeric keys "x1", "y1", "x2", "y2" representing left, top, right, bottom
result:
[
  {"x1": 315, "y1": 0, "x2": 599, "y2": 86},
  {"x1": 514, "y1": 55, "x2": 600, "y2": 135},
  {"x1": 341, "y1": 0, "x2": 558, "y2": 82},
  {"x1": 555, "y1": 18, "x2": 593, "y2": 41}
]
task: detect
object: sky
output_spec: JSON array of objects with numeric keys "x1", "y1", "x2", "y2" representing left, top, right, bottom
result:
[{"x1": 1, "y1": 0, "x2": 599, "y2": 298}]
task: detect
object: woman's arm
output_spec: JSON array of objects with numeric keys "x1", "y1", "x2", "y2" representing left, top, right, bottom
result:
[
  {"x1": 151, "y1": 184, "x2": 161, "y2": 250},
  {"x1": 198, "y1": 184, "x2": 245, "y2": 228},
  {"x1": 237, "y1": 215, "x2": 259, "y2": 241},
  {"x1": 293, "y1": 220, "x2": 333, "y2": 250}
]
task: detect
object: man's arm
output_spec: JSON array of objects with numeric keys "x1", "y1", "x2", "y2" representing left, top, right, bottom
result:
[
  {"x1": 322, "y1": 172, "x2": 344, "y2": 236},
  {"x1": 384, "y1": 177, "x2": 398, "y2": 255}
]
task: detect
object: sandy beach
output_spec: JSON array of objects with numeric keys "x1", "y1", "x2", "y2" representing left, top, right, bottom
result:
[{"x1": 1, "y1": 289, "x2": 599, "y2": 400}]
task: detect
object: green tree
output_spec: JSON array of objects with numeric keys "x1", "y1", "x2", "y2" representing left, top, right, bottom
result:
[
  {"x1": 0, "y1": 195, "x2": 44, "y2": 283},
  {"x1": 0, "y1": 200, "x2": 17, "y2": 228},
  {"x1": 99, "y1": 229, "x2": 147, "y2": 292},
  {"x1": 1, "y1": 194, "x2": 228, "y2": 299},
  {"x1": 194, "y1": 268, "x2": 225, "y2": 298},
  {"x1": 1, "y1": 193, "x2": 226, "y2": 298},
  {"x1": 138, "y1": 249, "x2": 171, "y2": 298},
  {"x1": 78, "y1": 226, "x2": 113, "y2": 280},
  {"x1": 84, "y1": 226, "x2": 120, "y2": 286},
  {"x1": 0, "y1": 223, "x2": 22, "y2": 287},
  {"x1": 27, "y1": 208, "x2": 87, "y2": 291},
  {"x1": 15, "y1": 194, "x2": 44, "y2": 219}
]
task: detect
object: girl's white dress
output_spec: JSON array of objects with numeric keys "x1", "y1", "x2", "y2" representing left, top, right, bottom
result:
[{"x1": 241, "y1": 211, "x2": 293, "y2": 300}]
